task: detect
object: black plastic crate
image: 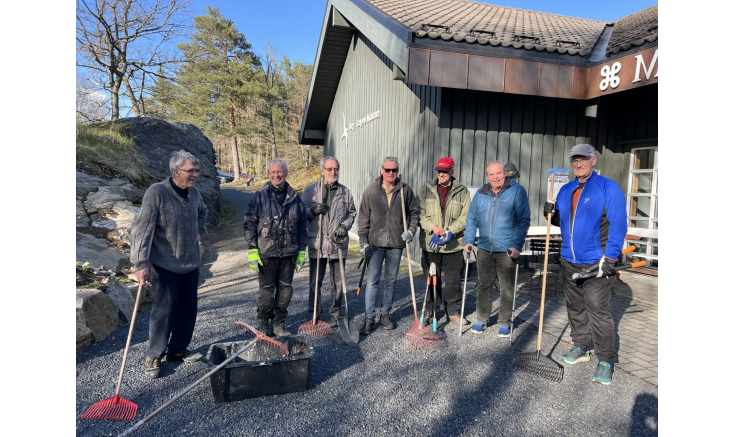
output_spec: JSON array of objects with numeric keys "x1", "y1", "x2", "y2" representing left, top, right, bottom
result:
[{"x1": 205, "y1": 334, "x2": 314, "y2": 403}]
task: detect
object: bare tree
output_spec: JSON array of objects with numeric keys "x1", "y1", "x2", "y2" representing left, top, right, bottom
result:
[
  {"x1": 76, "y1": 0, "x2": 192, "y2": 120},
  {"x1": 76, "y1": 73, "x2": 111, "y2": 123},
  {"x1": 260, "y1": 40, "x2": 285, "y2": 160}
]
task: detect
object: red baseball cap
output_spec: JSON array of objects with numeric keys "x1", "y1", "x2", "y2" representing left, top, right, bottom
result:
[{"x1": 436, "y1": 157, "x2": 455, "y2": 171}]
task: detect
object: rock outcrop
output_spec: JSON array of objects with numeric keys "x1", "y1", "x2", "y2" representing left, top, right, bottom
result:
[{"x1": 76, "y1": 289, "x2": 120, "y2": 342}]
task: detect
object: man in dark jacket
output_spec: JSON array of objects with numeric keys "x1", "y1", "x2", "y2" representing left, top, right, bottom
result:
[
  {"x1": 543, "y1": 144, "x2": 627, "y2": 385},
  {"x1": 417, "y1": 157, "x2": 471, "y2": 326},
  {"x1": 302, "y1": 156, "x2": 357, "y2": 325},
  {"x1": 357, "y1": 157, "x2": 419, "y2": 334},
  {"x1": 130, "y1": 150, "x2": 208, "y2": 379},
  {"x1": 244, "y1": 158, "x2": 308, "y2": 337},
  {"x1": 464, "y1": 161, "x2": 530, "y2": 337}
]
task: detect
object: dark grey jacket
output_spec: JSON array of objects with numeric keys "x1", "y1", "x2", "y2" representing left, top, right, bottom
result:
[
  {"x1": 130, "y1": 178, "x2": 207, "y2": 274},
  {"x1": 303, "y1": 180, "x2": 357, "y2": 259},
  {"x1": 358, "y1": 176, "x2": 418, "y2": 249},
  {"x1": 243, "y1": 182, "x2": 308, "y2": 258}
]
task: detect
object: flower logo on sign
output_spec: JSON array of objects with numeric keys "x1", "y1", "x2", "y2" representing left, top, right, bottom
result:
[{"x1": 599, "y1": 62, "x2": 622, "y2": 91}]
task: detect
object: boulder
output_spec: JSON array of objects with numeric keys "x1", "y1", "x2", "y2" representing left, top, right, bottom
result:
[
  {"x1": 76, "y1": 289, "x2": 119, "y2": 342},
  {"x1": 102, "y1": 275, "x2": 136, "y2": 323},
  {"x1": 76, "y1": 232, "x2": 130, "y2": 271},
  {"x1": 76, "y1": 307, "x2": 92, "y2": 351},
  {"x1": 76, "y1": 198, "x2": 90, "y2": 227},
  {"x1": 118, "y1": 117, "x2": 221, "y2": 225}
]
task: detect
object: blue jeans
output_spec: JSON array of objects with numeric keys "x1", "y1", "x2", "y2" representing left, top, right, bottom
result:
[{"x1": 364, "y1": 247, "x2": 403, "y2": 320}]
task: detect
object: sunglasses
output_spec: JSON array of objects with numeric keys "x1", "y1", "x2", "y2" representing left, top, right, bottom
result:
[{"x1": 382, "y1": 167, "x2": 398, "y2": 173}]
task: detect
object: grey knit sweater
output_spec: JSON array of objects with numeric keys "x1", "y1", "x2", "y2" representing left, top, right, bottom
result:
[{"x1": 130, "y1": 177, "x2": 208, "y2": 274}]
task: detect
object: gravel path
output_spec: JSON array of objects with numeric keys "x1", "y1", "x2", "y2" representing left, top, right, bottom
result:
[{"x1": 76, "y1": 185, "x2": 658, "y2": 436}]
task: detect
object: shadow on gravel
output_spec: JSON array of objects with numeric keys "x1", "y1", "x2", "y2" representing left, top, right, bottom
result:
[{"x1": 628, "y1": 393, "x2": 658, "y2": 436}]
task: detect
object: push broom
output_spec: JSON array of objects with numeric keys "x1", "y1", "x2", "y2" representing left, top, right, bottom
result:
[
  {"x1": 512, "y1": 173, "x2": 564, "y2": 382},
  {"x1": 298, "y1": 179, "x2": 333, "y2": 338},
  {"x1": 400, "y1": 185, "x2": 440, "y2": 350}
]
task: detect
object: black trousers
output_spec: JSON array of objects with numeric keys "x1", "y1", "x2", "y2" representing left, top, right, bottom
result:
[
  {"x1": 475, "y1": 248, "x2": 517, "y2": 326},
  {"x1": 257, "y1": 256, "x2": 296, "y2": 325},
  {"x1": 308, "y1": 257, "x2": 346, "y2": 319},
  {"x1": 560, "y1": 258, "x2": 617, "y2": 363},
  {"x1": 420, "y1": 250, "x2": 464, "y2": 318},
  {"x1": 146, "y1": 263, "x2": 199, "y2": 359}
]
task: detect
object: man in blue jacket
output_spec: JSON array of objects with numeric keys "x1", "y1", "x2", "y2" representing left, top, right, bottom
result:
[
  {"x1": 544, "y1": 144, "x2": 627, "y2": 385},
  {"x1": 464, "y1": 161, "x2": 530, "y2": 337}
]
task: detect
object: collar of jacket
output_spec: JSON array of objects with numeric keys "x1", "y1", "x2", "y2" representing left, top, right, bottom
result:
[
  {"x1": 478, "y1": 178, "x2": 514, "y2": 196},
  {"x1": 374, "y1": 175, "x2": 403, "y2": 193},
  {"x1": 267, "y1": 182, "x2": 297, "y2": 204},
  {"x1": 572, "y1": 169, "x2": 598, "y2": 187},
  {"x1": 427, "y1": 176, "x2": 464, "y2": 193},
  {"x1": 164, "y1": 177, "x2": 190, "y2": 204},
  {"x1": 317, "y1": 179, "x2": 342, "y2": 193}
]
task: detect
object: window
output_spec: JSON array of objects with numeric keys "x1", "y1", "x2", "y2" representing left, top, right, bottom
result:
[{"x1": 626, "y1": 146, "x2": 658, "y2": 268}]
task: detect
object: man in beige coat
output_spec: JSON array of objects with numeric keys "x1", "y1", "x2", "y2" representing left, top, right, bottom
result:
[{"x1": 417, "y1": 157, "x2": 471, "y2": 326}]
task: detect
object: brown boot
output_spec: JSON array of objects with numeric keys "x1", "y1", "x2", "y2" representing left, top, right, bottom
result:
[{"x1": 447, "y1": 314, "x2": 471, "y2": 326}]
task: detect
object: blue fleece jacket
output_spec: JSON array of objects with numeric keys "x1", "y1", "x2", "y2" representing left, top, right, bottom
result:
[
  {"x1": 465, "y1": 179, "x2": 530, "y2": 253},
  {"x1": 552, "y1": 171, "x2": 627, "y2": 264}
]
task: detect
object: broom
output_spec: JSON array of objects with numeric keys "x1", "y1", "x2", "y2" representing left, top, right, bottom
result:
[
  {"x1": 512, "y1": 173, "x2": 564, "y2": 382},
  {"x1": 298, "y1": 178, "x2": 333, "y2": 338},
  {"x1": 399, "y1": 185, "x2": 440, "y2": 350}
]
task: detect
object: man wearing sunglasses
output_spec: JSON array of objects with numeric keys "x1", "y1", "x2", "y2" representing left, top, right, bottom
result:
[
  {"x1": 357, "y1": 157, "x2": 419, "y2": 334},
  {"x1": 416, "y1": 157, "x2": 471, "y2": 326},
  {"x1": 131, "y1": 150, "x2": 208, "y2": 378},
  {"x1": 302, "y1": 156, "x2": 357, "y2": 325}
]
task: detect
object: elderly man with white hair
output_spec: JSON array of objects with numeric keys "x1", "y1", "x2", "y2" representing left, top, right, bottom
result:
[
  {"x1": 244, "y1": 158, "x2": 308, "y2": 337},
  {"x1": 130, "y1": 149, "x2": 208, "y2": 379}
]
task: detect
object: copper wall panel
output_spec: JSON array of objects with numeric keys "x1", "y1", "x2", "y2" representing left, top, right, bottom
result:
[
  {"x1": 467, "y1": 55, "x2": 505, "y2": 92},
  {"x1": 586, "y1": 64, "x2": 602, "y2": 99},
  {"x1": 407, "y1": 48, "x2": 430, "y2": 85},
  {"x1": 521, "y1": 61, "x2": 540, "y2": 95},
  {"x1": 571, "y1": 67, "x2": 589, "y2": 100},
  {"x1": 428, "y1": 51, "x2": 468, "y2": 89},
  {"x1": 539, "y1": 64, "x2": 559, "y2": 97},
  {"x1": 557, "y1": 66, "x2": 574, "y2": 99},
  {"x1": 504, "y1": 60, "x2": 523, "y2": 94}
]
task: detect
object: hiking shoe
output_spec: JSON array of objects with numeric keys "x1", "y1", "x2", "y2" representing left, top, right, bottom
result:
[
  {"x1": 273, "y1": 323, "x2": 292, "y2": 337},
  {"x1": 447, "y1": 314, "x2": 471, "y2": 326},
  {"x1": 561, "y1": 346, "x2": 591, "y2": 364},
  {"x1": 380, "y1": 314, "x2": 396, "y2": 330},
  {"x1": 497, "y1": 325, "x2": 511, "y2": 337},
  {"x1": 360, "y1": 318, "x2": 374, "y2": 335},
  {"x1": 166, "y1": 349, "x2": 203, "y2": 363},
  {"x1": 145, "y1": 357, "x2": 161, "y2": 379},
  {"x1": 593, "y1": 361, "x2": 614, "y2": 385},
  {"x1": 257, "y1": 319, "x2": 273, "y2": 337},
  {"x1": 471, "y1": 322, "x2": 485, "y2": 334}
]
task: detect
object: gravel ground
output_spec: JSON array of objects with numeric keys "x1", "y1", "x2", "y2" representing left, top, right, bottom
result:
[{"x1": 76, "y1": 186, "x2": 658, "y2": 436}]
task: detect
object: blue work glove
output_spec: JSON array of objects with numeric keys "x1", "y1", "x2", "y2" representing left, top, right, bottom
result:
[
  {"x1": 428, "y1": 233, "x2": 442, "y2": 252},
  {"x1": 438, "y1": 231, "x2": 453, "y2": 246},
  {"x1": 295, "y1": 251, "x2": 306, "y2": 272},
  {"x1": 401, "y1": 229, "x2": 414, "y2": 244}
]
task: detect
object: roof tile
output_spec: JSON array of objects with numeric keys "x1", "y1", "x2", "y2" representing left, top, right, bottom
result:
[{"x1": 606, "y1": 4, "x2": 658, "y2": 56}]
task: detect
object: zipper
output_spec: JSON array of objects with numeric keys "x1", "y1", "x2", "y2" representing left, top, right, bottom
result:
[{"x1": 569, "y1": 183, "x2": 585, "y2": 261}]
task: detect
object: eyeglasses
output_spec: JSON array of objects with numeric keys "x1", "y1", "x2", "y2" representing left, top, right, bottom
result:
[
  {"x1": 269, "y1": 170, "x2": 285, "y2": 175},
  {"x1": 437, "y1": 170, "x2": 450, "y2": 174},
  {"x1": 570, "y1": 157, "x2": 592, "y2": 165},
  {"x1": 324, "y1": 167, "x2": 339, "y2": 172},
  {"x1": 177, "y1": 168, "x2": 200, "y2": 175},
  {"x1": 382, "y1": 167, "x2": 398, "y2": 173}
]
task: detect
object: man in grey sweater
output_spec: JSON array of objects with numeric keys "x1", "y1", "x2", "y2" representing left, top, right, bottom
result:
[{"x1": 130, "y1": 150, "x2": 208, "y2": 379}]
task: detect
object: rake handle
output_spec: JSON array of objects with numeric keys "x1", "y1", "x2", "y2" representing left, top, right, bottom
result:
[
  {"x1": 312, "y1": 179, "x2": 324, "y2": 322},
  {"x1": 399, "y1": 185, "x2": 418, "y2": 318},
  {"x1": 537, "y1": 173, "x2": 556, "y2": 352},
  {"x1": 118, "y1": 339, "x2": 258, "y2": 436},
  {"x1": 459, "y1": 252, "x2": 470, "y2": 337}
]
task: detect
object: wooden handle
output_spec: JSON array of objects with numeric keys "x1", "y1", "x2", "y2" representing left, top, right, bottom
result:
[
  {"x1": 622, "y1": 245, "x2": 637, "y2": 255},
  {"x1": 631, "y1": 260, "x2": 647, "y2": 268},
  {"x1": 537, "y1": 173, "x2": 556, "y2": 352},
  {"x1": 400, "y1": 185, "x2": 419, "y2": 318}
]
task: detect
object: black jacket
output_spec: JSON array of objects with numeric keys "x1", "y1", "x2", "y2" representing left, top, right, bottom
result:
[
  {"x1": 358, "y1": 176, "x2": 418, "y2": 249},
  {"x1": 244, "y1": 182, "x2": 307, "y2": 258}
]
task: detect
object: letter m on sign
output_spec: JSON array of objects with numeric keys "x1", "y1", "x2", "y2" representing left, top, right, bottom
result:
[{"x1": 632, "y1": 49, "x2": 658, "y2": 83}]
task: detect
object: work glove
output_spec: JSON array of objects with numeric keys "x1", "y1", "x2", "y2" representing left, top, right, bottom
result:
[
  {"x1": 313, "y1": 203, "x2": 326, "y2": 216},
  {"x1": 295, "y1": 250, "x2": 306, "y2": 272},
  {"x1": 331, "y1": 225, "x2": 348, "y2": 244},
  {"x1": 596, "y1": 257, "x2": 617, "y2": 277},
  {"x1": 359, "y1": 240, "x2": 370, "y2": 258},
  {"x1": 438, "y1": 231, "x2": 453, "y2": 247},
  {"x1": 401, "y1": 229, "x2": 414, "y2": 244},
  {"x1": 428, "y1": 233, "x2": 442, "y2": 252},
  {"x1": 543, "y1": 201, "x2": 556, "y2": 218},
  {"x1": 248, "y1": 249, "x2": 263, "y2": 272}
]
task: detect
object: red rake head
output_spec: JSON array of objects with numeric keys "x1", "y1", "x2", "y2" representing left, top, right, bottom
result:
[
  {"x1": 297, "y1": 319, "x2": 333, "y2": 337},
  {"x1": 405, "y1": 318, "x2": 441, "y2": 350},
  {"x1": 234, "y1": 321, "x2": 289, "y2": 356},
  {"x1": 79, "y1": 394, "x2": 137, "y2": 421}
]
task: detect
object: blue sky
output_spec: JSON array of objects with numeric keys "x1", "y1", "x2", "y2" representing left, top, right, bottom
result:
[{"x1": 201, "y1": 0, "x2": 658, "y2": 65}]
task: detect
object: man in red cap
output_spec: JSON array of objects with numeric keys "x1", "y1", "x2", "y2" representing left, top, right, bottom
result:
[{"x1": 416, "y1": 157, "x2": 471, "y2": 326}]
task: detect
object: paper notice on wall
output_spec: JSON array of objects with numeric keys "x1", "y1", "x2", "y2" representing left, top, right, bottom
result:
[{"x1": 547, "y1": 169, "x2": 569, "y2": 201}]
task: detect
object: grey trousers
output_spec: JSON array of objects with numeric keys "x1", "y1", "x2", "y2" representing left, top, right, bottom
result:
[
  {"x1": 475, "y1": 248, "x2": 517, "y2": 326},
  {"x1": 560, "y1": 258, "x2": 617, "y2": 363}
]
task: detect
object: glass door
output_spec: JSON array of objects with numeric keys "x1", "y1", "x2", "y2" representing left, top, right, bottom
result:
[{"x1": 627, "y1": 146, "x2": 658, "y2": 268}]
